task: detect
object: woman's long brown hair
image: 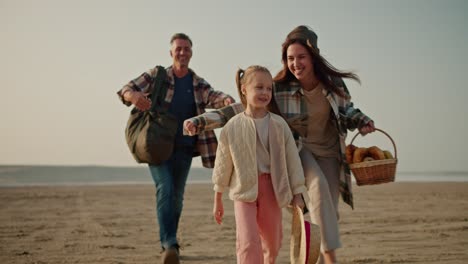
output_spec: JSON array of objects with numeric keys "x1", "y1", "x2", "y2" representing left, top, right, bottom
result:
[{"x1": 274, "y1": 38, "x2": 360, "y2": 98}]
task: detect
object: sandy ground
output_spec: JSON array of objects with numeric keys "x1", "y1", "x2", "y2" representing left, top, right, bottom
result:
[{"x1": 1, "y1": 182, "x2": 467, "y2": 264}]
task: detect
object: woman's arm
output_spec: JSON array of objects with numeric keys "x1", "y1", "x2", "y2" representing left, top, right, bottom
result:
[
  {"x1": 183, "y1": 102, "x2": 245, "y2": 135},
  {"x1": 338, "y1": 81, "x2": 374, "y2": 133}
]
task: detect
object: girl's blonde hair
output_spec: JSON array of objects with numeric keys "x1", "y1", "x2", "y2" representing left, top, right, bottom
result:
[{"x1": 235, "y1": 65, "x2": 282, "y2": 116}]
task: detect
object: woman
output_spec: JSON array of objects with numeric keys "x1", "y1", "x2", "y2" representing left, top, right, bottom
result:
[{"x1": 184, "y1": 25, "x2": 375, "y2": 264}]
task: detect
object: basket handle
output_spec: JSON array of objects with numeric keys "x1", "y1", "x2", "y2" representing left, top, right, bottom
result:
[{"x1": 349, "y1": 128, "x2": 397, "y2": 159}]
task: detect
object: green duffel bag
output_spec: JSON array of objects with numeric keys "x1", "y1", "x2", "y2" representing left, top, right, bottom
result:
[{"x1": 125, "y1": 66, "x2": 177, "y2": 165}]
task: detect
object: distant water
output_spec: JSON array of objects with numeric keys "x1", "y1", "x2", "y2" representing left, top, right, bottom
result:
[
  {"x1": 0, "y1": 165, "x2": 212, "y2": 187},
  {"x1": 0, "y1": 165, "x2": 467, "y2": 187}
]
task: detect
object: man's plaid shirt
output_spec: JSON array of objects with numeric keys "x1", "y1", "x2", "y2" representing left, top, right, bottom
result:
[
  {"x1": 188, "y1": 79, "x2": 372, "y2": 208},
  {"x1": 117, "y1": 65, "x2": 234, "y2": 168}
]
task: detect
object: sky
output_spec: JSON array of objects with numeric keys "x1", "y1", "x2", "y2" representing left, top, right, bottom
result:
[{"x1": 1, "y1": 0, "x2": 467, "y2": 172}]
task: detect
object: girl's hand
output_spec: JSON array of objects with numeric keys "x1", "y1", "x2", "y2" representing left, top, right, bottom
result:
[
  {"x1": 213, "y1": 192, "x2": 224, "y2": 225},
  {"x1": 183, "y1": 120, "x2": 197, "y2": 136},
  {"x1": 359, "y1": 121, "x2": 376, "y2": 135},
  {"x1": 291, "y1": 194, "x2": 305, "y2": 211}
]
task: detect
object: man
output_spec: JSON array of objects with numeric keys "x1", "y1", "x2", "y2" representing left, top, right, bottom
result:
[{"x1": 117, "y1": 33, "x2": 234, "y2": 264}]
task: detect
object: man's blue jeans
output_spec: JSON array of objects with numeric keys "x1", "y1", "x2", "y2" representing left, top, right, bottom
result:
[{"x1": 148, "y1": 147, "x2": 193, "y2": 250}]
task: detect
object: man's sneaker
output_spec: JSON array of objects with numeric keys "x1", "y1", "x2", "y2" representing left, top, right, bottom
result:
[{"x1": 162, "y1": 246, "x2": 180, "y2": 264}]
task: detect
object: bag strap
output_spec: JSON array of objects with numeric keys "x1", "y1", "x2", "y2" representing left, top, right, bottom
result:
[{"x1": 149, "y1": 65, "x2": 168, "y2": 112}]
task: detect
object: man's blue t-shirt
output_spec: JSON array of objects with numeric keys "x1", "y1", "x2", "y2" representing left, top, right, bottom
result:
[{"x1": 168, "y1": 73, "x2": 197, "y2": 147}]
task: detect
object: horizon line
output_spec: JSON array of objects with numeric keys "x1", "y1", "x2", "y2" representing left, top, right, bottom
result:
[{"x1": 1, "y1": 164, "x2": 467, "y2": 176}]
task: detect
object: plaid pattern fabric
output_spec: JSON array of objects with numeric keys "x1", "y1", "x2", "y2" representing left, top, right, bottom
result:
[
  {"x1": 187, "y1": 79, "x2": 372, "y2": 208},
  {"x1": 117, "y1": 65, "x2": 233, "y2": 168}
]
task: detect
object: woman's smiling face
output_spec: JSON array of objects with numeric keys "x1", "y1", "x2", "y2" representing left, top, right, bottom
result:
[{"x1": 286, "y1": 43, "x2": 314, "y2": 82}]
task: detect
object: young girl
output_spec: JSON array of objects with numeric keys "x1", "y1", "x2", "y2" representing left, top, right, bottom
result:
[
  {"x1": 185, "y1": 26, "x2": 376, "y2": 264},
  {"x1": 212, "y1": 65, "x2": 309, "y2": 264}
]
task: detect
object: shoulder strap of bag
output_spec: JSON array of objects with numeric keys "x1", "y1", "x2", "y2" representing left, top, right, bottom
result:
[{"x1": 149, "y1": 65, "x2": 167, "y2": 112}]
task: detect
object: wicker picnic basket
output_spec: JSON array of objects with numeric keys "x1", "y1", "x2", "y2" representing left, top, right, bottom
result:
[{"x1": 348, "y1": 128, "x2": 398, "y2": 186}]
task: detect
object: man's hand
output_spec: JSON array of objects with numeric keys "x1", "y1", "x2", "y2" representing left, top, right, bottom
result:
[{"x1": 124, "y1": 90, "x2": 152, "y2": 111}]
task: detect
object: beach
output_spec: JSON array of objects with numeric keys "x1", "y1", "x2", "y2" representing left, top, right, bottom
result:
[{"x1": 1, "y1": 182, "x2": 467, "y2": 264}]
